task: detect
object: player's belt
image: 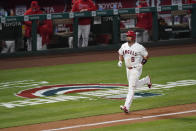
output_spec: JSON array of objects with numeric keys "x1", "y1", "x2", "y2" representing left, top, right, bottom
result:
[
  {"x1": 128, "y1": 67, "x2": 134, "y2": 69},
  {"x1": 127, "y1": 64, "x2": 142, "y2": 70}
]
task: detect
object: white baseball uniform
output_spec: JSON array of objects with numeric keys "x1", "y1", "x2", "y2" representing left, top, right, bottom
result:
[{"x1": 118, "y1": 42, "x2": 150, "y2": 111}]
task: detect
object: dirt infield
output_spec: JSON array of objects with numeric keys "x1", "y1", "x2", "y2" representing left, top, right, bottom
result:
[
  {"x1": 0, "y1": 43, "x2": 196, "y2": 131},
  {"x1": 0, "y1": 43, "x2": 196, "y2": 70}
]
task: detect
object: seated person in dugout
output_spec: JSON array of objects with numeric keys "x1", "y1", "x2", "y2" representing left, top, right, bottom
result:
[
  {"x1": 39, "y1": 8, "x2": 53, "y2": 50},
  {"x1": 186, "y1": 0, "x2": 196, "y2": 30},
  {"x1": 24, "y1": 1, "x2": 52, "y2": 51},
  {"x1": 158, "y1": 18, "x2": 171, "y2": 40},
  {"x1": 1, "y1": 9, "x2": 16, "y2": 54},
  {"x1": 24, "y1": 1, "x2": 43, "y2": 51}
]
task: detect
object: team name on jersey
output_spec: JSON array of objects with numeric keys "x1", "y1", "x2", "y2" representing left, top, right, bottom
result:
[{"x1": 123, "y1": 50, "x2": 137, "y2": 56}]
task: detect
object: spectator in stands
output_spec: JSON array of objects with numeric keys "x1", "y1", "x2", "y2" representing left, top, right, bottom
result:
[
  {"x1": 24, "y1": 1, "x2": 43, "y2": 51},
  {"x1": 136, "y1": 0, "x2": 152, "y2": 42},
  {"x1": 1, "y1": 9, "x2": 16, "y2": 53},
  {"x1": 72, "y1": 0, "x2": 97, "y2": 48}
]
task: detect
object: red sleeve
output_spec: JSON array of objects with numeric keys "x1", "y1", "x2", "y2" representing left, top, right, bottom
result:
[
  {"x1": 72, "y1": 2, "x2": 79, "y2": 12},
  {"x1": 88, "y1": 1, "x2": 97, "y2": 11},
  {"x1": 24, "y1": 9, "x2": 31, "y2": 15},
  {"x1": 24, "y1": 9, "x2": 32, "y2": 26}
]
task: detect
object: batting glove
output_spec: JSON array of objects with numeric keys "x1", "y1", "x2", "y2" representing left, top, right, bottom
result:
[
  {"x1": 133, "y1": 63, "x2": 143, "y2": 68},
  {"x1": 117, "y1": 61, "x2": 122, "y2": 67}
]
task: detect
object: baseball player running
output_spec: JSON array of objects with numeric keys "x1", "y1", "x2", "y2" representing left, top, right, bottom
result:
[{"x1": 118, "y1": 30, "x2": 152, "y2": 113}]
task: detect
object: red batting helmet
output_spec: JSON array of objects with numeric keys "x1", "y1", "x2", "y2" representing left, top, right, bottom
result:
[{"x1": 126, "y1": 30, "x2": 136, "y2": 40}]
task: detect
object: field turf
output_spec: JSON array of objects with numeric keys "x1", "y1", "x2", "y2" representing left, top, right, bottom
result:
[{"x1": 0, "y1": 53, "x2": 196, "y2": 129}]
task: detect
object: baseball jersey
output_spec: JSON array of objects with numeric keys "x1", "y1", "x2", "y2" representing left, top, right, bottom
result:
[
  {"x1": 118, "y1": 42, "x2": 148, "y2": 68},
  {"x1": 71, "y1": 0, "x2": 97, "y2": 25}
]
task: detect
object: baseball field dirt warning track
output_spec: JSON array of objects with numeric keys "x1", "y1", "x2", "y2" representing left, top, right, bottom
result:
[
  {"x1": 0, "y1": 43, "x2": 196, "y2": 130},
  {"x1": 0, "y1": 43, "x2": 196, "y2": 70}
]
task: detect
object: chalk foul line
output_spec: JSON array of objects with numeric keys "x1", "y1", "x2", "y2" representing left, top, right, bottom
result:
[{"x1": 42, "y1": 109, "x2": 196, "y2": 131}]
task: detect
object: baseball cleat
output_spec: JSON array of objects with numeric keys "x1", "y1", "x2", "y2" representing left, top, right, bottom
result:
[
  {"x1": 147, "y1": 75, "x2": 152, "y2": 88},
  {"x1": 120, "y1": 105, "x2": 129, "y2": 113}
]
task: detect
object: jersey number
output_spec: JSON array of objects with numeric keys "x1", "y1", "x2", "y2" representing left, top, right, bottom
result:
[{"x1": 131, "y1": 57, "x2": 135, "y2": 62}]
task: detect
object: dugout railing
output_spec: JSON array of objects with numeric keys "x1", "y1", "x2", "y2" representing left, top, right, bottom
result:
[{"x1": 0, "y1": 4, "x2": 196, "y2": 53}]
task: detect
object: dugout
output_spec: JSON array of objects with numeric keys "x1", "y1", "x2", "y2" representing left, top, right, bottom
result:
[
  {"x1": 0, "y1": 21, "x2": 23, "y2": 52},
  {"x1": 0, "y1": 2, "x2": 196, "y2": 57}
]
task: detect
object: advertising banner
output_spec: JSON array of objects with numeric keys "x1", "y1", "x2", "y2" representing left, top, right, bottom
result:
[{"x1": 95, "y1": 0, "x2": 189, "y2": 9}]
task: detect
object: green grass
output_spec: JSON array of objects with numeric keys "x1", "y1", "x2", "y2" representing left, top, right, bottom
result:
[
  {"x1": 87, "y1": 116, "x2": 196, "y2": 131},
  {"x1": 0, "y1": 53, "x2": 196, "y2": 128}
]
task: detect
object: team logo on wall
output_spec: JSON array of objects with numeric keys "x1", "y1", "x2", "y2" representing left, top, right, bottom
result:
[
  {"x1": 16, "y1": 84, "x2": 126, "y2": 98},
  {"x1": 15, "y1": 6, "x2": 27, "y2": 16}
]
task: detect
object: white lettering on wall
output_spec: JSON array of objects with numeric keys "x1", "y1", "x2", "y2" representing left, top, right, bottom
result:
[
  {"x1": 44, "y1": 7, "x2": 55, "y2": 13},
  {"x1": 98, "y1": 2, "x2": 123, "y2": 9}
]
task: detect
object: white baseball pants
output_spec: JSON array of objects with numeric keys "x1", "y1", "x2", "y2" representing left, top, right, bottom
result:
[
  {"x1": 27, "y1": 34, "x2": 43, "y2": 51},
  {"x1": 136, "y1": 30, "x2": 149, "y2": 43},
  {"x1": 78, "y1": 24, "x2": 90, "y2": 48},
  {"x1": 188, "y1": 14, "x2": 191, "y2": 30},
  {"x1": 68, "y1": 36, "x2": 73, "y2": 48},
  {"x1": 37, "y1": 34, "x2": 43, "y2": 51},
  {"x1": 1, "y1": 40, "x2": 15, "y2": 53},
  {"x1": 124, "y1": 67, "x2": 150, "y2": 111}
]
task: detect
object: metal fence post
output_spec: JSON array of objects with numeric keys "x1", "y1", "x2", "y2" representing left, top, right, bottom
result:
[
  {"x1": 31, "y1": 20, "x2": 37, "y2": 51},
  {"x1": 152, "y1": 11, "x2": 159, "y2": 41},
  {"x1": 112, "y1": 15, "x2": 120, "y2": 44},
  {"x1": 191, "y1": 4, "x2": 196, "y2": 38},
  {"x1": 73, "y1": 18, "x2": 78, "y2": 48}
]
